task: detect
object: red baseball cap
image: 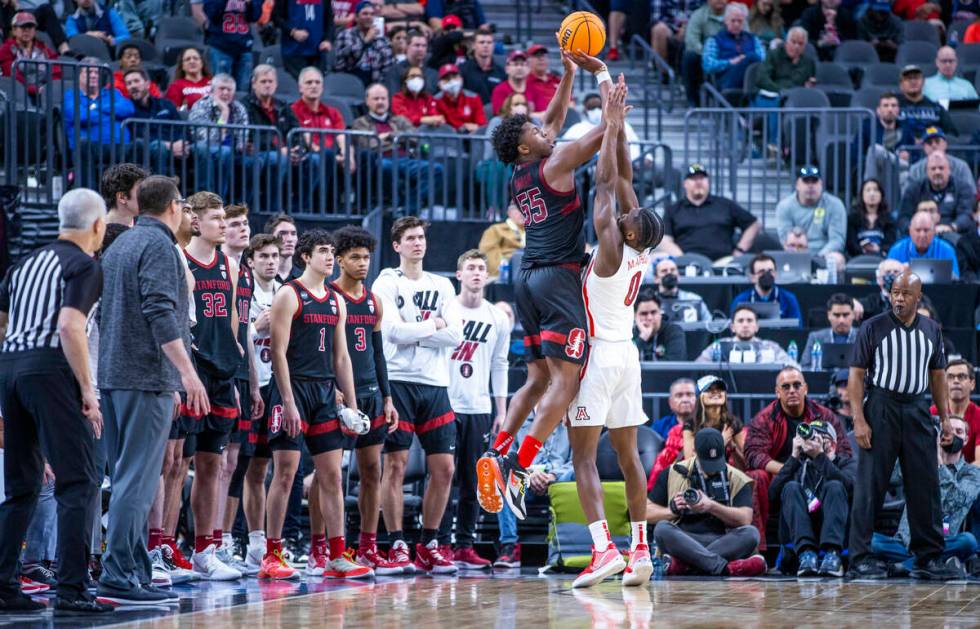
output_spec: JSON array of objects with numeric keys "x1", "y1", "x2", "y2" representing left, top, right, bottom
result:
[
  {"x1": 438, "y1": 63, "x2": 460, "y2": 79},
  {"x1": 506, "y1": 50, "x2": 527, "y2": 63},
  {"x1": 11, "y1": 11, "x2": 37, "y2": 27},
  {"x1": 442, "y1": 14, "x2": 462, "y2": 29},
  {"x1": 526, "y1": 44, "x2": 548, "y2": 56}
]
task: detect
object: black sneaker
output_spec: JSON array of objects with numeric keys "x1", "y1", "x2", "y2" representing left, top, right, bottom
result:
[
  {"x1": 0, "y1": 593, "x2": 45, "y2": 612},
  {"x1": 911, "y1": 557, "x2": 964, "y2": 581},
  {"x1": 141, "y1": 584, "x2": 179, "y2": 602},
  {"x1": 500, "y1": 451, "x2": 528, "y2": 521},
  {"x1": 846, "y1": 557, "x2": 888, "y2": 580},
  {"x1": 796, "y1": 550, "x2": 819, "y2": 577},
  {"x1": 96, "y1": 584, "x2": 171, "y2": 606},
  {"x1": 54, "y1": 595, "x2": 115, "y2": 616},
  {"x1": 818, "y1": 550, "x2": 844, "y2": 577},
  {"x1": 22, "y1": 563, "x2": 57, "y2": 587}
]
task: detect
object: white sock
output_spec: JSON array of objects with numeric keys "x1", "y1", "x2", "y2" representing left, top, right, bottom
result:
[
  {"x1": 248, "y1": 530, "x2": 266, "y2": 547},
  {"x1": 630, "y1": 522, "x2": 647, "y2": 551},
  {"x1": 588, "y1": 520, "x2": 613, "y2": 551},
  {"x1": 222, "y1": 533, "x2": 234, "y2": 548}
]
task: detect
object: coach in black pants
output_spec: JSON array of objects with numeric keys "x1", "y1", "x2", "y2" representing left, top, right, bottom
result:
[
  {"x1": 0, "y1": 189, "x2": 111, "y2": 615},
  {"x1": 847, "y1": 270, "x2": 959, "y2": 581}
]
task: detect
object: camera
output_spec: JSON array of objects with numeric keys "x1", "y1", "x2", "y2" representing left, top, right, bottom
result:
[
  {"x1": 797, "y1": 423, "x2": 814, "y2": 440},
  {"x1": 683, "y1": 488, "x2": 701, "y2": 505}
]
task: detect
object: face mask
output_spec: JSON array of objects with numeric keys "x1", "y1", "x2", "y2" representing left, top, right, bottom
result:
[
  {"x1": 369, "y1": 111, "x2": 388, "y2": 122},
  {"x1": 442, "y1": 79, "x2": 462, "y2": 96},
  {"x1": 585, "y1": 108, "x2": 601, "y2": 125},
  {"x1": 942, "y1": 435, "x2": 965, "y2": 454},
  {"x1": 661, "y1": 273, "x2": 678, "y2": 290},
  {"x1": 758, "y1": 270, "x2": 775, "y2": 291},
  {"x1": 883, "y1": 272, "x2": 898, "y2": 292},
  {"x1": 406, "y1": 77, "x2": 424, "y2": 94},
  {"x1": 511, "y1": 106, "x2": 528, "y2": 116}
]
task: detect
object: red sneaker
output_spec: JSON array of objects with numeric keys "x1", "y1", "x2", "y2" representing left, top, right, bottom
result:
[
  {"x1": 493, "y1": 543, "x2": 521, "y2": 568},
  {"x1": 438, "y1": 544, "x2": 454, "y2": 564},
  {"x1": 572, "y1": 545, "x2": 627, "y2": 588},
  {"x1": 607, "y1": 47, "x2": 620, "y2": 61},
  {"x1": 453, "y1": 546, "x2": 491, "y2": 570},
  {"x1": 622, "y1": 544, "x2": 653, "y2": 586},
  {"x1": 20, "y1": 577, "x2": 50, "y2": 594},
  {"x1": 356, "y1": 546, "x2": 404, "y2": 576},
  {"x1": 664, "y1": 554, "x2": 688, "y2": 576},
  {"x1": 387, "y1": 541, "x2": 416, "y2": 574},
  {"x1": 727, "y1": 554, "x2": 767, "y2": 577},
  {"x1": 414, "y1": 541, "x2": 458, "y2": 575},
  {"x1": 325, "y1": 550, "x2": 374, "y2": 579},
  {"x1": 165, "y1": 541, "x2": 193, "y2": 571}
]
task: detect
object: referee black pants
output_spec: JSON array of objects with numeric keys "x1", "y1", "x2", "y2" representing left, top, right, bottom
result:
[
  {"x1": 848, "y1": 389, "x2": 944, "y2": 565},
  {"x1": 0, "y1": 353, "x2": 99, "y2": 600}
]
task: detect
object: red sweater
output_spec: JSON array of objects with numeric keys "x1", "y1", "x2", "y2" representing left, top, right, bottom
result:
[
  {"x1": 930, "y1": 401, "x2": 980, "y2": 463},
  {"x1": 165, "y1": 76, "x2": 212, "y2": 110},
  {"x1": 435, "y1": 91, "x2": 486, "y2": 129},
  {"x1": 291, "y1": 99, "x2": 345, "y2": 149},
  {"x1": 526, "y1": 72, "x2": 560, "y2": 113},
  {"x1": 391, "y1": 91, "x2": 440, "y2": 127},
  {"x1": 0, "y1": 38, "x2": 60, "y2": 96}
]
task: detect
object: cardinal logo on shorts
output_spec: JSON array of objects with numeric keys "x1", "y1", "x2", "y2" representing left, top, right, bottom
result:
[
  {"x1": 574, "y1": 406, "x2": 590, "y2": 422},
  {"x1": 270, "y1": 404, "x2": 284, "y2": 433},
  {"x1": 565, "y1": 328, "x2": 586, "y2": 359}
]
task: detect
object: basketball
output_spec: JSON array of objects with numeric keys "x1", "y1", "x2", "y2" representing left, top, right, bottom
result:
[{"x1": 558, "y1": 11, "x2": 606, "y2": 57}]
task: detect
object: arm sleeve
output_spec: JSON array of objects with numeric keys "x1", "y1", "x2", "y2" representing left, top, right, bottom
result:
[
  {"x1": 775, "y1": 197, "x2": 792, "y2": 242},
  {"x1": 731, "y1": 200, "x2": 757, "y2": 230},
  {"x1": 419, "y1": 283, "x2": 464, "y2": 348},
  {"x1": 744, "y1": 414, "x2": 774, "y2": 471},
  {"x1": 768, "y1": 455, "x2": 800, "y2": 502},
  {"x1": 850, "y1": 320, "x2": 875, "y2": 369},
  {"x1": 731, "y1": 482, "x2": 753, "y2": 508},
  {"x1": 65, "y1": 16, "x2": 79, "y2": 38},
  {"x1": 684, "y1": 12, "x2": 704, "y2": 53},
  {"x1": 109, "y1": 9, "x2": 131, "y2": 42},
  {"x1": 751, "y1": 35, "x2": 765, "y2": 62},
  {"x1": 490, "y1": 309, "x2": 511, "y2": 398},
  {"x1": 0, "y1": 268, "x2": 10, "y2": 313},
  {"x1": 372, "y1": 330, "x2": 390, "y2": 397},
  {"x1": 372, "y1": 273, "x2": 440, "y2": 344},
  {"x1": 755, "y1": 52, "x2": 779, "y2": 93}
]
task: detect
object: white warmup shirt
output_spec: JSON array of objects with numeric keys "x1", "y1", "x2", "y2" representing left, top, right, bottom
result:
[
  {"x1": 249, "y1": 279, "x2": 280, "y2": 387},
  {"x1": 444, "y1": 298, "x2": 512, "y2": 415}
]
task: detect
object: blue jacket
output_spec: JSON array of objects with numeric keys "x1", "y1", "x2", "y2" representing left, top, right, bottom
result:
[
  {"x1": 204, "y1": 0, "x2": 263, "y2": 56},
  {"x1": 730, "y1": 286, "x2": 802, "y2": 323},
  {"x1": 274, "y1": 0, "x2": 332, "y2": 58},
  {"x1": 130, "y1": 96, "x2": 185, "y2": 142},
  {"x1": 65, "y1": 4, "x2": 131, "y2": 44},
  {"x1": 886, "y1": 236, "x2": 960, "y2": 279},
  {"x1": 702, "y1": 29, "x2": 764, "y2": 74},
  {"x1": 63, "y1": 88, "x2": 134, "y2": 149}
]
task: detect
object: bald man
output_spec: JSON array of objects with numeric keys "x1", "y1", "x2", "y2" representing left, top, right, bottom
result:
[
  {"x1": 846, "y1": 270, "x2": 958, "y2": 580},
  {"x1": 924, "y1": 46, "x2": 979, "y2": 104},
  {"x1": 899, "y1": 152, "x2": 974, "y2": 234},
  {"x1": 887, "y1": 210, "x2": 960, "y2": 279}
]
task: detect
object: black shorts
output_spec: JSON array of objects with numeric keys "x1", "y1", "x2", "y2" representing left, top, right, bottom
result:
[
  {"x1": 233, "y1": 378, "x2": 257, "y2": 456},
  {"x1": 347, "y1": 392, "x2": 388, "y2": 450},
  {"x1": 384, "y1": 382, "x2": 456, "y2": 455},
  {"x1": 267, "y1": 378, "x2": 343, "y2": 456},
  {"x1": 514, "y1": 263, "x2": 588, "y2": 365},
  {"x1": 253, "y1": 383, "x2": 275, "y2": 459},
  {"x1": 177, "y1": 370, "x2": 238, "y2": 455}
]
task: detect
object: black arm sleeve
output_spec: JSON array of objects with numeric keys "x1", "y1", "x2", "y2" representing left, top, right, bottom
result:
[{"x1": 372, "y1": 330, "x2": 390, "y2": 398}]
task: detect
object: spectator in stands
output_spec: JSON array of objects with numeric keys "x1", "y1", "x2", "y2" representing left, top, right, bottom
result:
[
  {"x1": 115, "y1": 0, "x2": 159, "y2": 38},
  {"x1": 0, "y1": 11, "x2": 60, "y2": 97},
  {"x1": 891, "y1": 0, "x2": 942, "y2": 26},
  {"x1": 799, "y1": 0, "x2": 855, "y2": 61},
  {"x1": 165, "y1": 47, "x2": 212, "y2": 111},
  {"x1": 924, "y1": 46, "x2": 978, "y2": 104},
  {"x1": 434, "y1": 63, "x2": 485, "y2": 132},
  {"x1": 682, "y1": 0, "x2": 726, "y2": 106},
  {"x1": 751, "y1": 27, "x2": 815, "y2": 148},
  {"x1": 933, "y1": 359, "x2": 980, "y2": 465},
  {"x1": 427, "y1": 15, "x2": 468, "y2": 69},
  {"x1": 633, "y1": 290, "x2": 687, "y2": 362},
  {"x1": 351, "y1": 83, "x2": 442, "y2": 214},
  {"x1": 800, "y1": 292, "x2": 856, "y2": 367},
  {"x1": 292, "y1": 66, "x2": 354, "y2": 172},
  {"x1": 389, "y1": 25, "x2": 408, "y2": 62},
  {"x1": 425, "y1": 0, "x2": 487, "y2": 30},
  {"x1": 856, "y1": 1, "x2": 902, "y2": 63},
  {"x1": 887, "y1": 210, "x2": 960, "y2": 278},
  {"x1": 560, "y1": 92, "x2": 641, "y2": 160},
  {"x1": 702, "y1": 3, "x2": 764, "y2": 91},
  {"x1": 861, "y1": 92, "x2": 914, "y2": 193},
  {"x1": 730, "y1": 254, "x2": 803, "y2": 321},
  {"x1": 478, "y1": 203, "x2": 524, "y2": 278},
  {"x1": 0, "y1": 4, "x2": 69, "y2": 55},
  {"x1": 770, "y1": 419, "x2": 855, "y2": 577},
  {"x1": 392, "y1": 65, "x2": 444, "y2": 128},
  {"x1": 124, "y1": 67, "x2": 186, "y2": 174},
  {"x1": 203, "y1": 0, "x2": 261, "y2": 90},
  {"x1": 648, "y1": 378, "x2": 697, "y2": 442},
  {"x1": 748, "y1": 0, "x2": 784, "y2": 49},
  {"x1": 775, "y1": 166, "x2": 847, "y2": 265},
  {"x1": 647, "y1": 428, "x2": 766, "y2": 577},
  {"x1": 606, "y1": 0, "x2": 629, "y2": 61},
  {"x1": 491, "y1": 50, "x2": 536, "y2": 115},
  {"x1": 659, "y1": 163, "x2": 760, "y2": 262},
  {"x1": 524, "y1": 44, "x2": 560, "y2": 114},
  {"x1": 243, "y1": 64, "x2": 302, "y2": 211},
  {"x1": 855, "y1": 257, "x2": 905, "y2": 320},
  {"x1": 274, "y1": 0, "x2": 333, "y2": 79},
  {"x1": 112, "y1": 42, "x2": 161, "y2": 98},
  {"x1": 334, "y1": 0, "x2": 395, "y2": 85},
  {"x1": 696, "y1": 304, "x2": 799, "y2": 364},
  {"x1": 648, "y1": 257, "x2": 713, "y2": 322},
  {"x1": 847, "y1": 178, "x2": 898, "y2": 257},
  {"x1": 650, "y1": 0, "x2": 699, "y2": 65},
  {"x1": 384, "y1": 29, "x2": 438, "y2": 96},
  {"x1": 956, "y1": 199, "x2": 980, "y2": 282},
  {"x1": 899, "y1": 152, "x2": 974, "y2": 234},
  {"x1": 188, "y1": 73, "x2": 250, "y2": 199},
  {"x1": 916, "y1": 297, "x2": 959, "y2": 358},
  {"x1": 906, "y1": 127, "x2": 976, "y2": 198},
  {"x1": 871, "y1": 416, "x2": 980, "y2": 575},
  {"x1": 897, "y1": 65, "x2": 957, "y2": 144},
  {"x1": 460, "y1": 27, "x2": 505, "y2": 105},
  {"x1": 827, "y1": 369, "x2": 852, "y2": 430},
  {"x1": 744, "y1": 366, "x2": 852, "y2": 549},
  {"x1": 65, "y1": 0, "x2": 131, "y2": 48},
  {"x1": 782, "y1": 227, "x2": 808, "y2": 252}
]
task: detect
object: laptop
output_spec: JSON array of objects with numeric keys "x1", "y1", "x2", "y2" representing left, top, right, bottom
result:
[
  {"x1": 909, "y1": 258, "x2": 953, "y2": 284},
  {"x1": 948, "y1": 98, "x2": 980, "y2": 111},
  {"x1": 743, "y1": 301, "x2": 781, "y2": 320},
  {"x1": 820, "y1": 343, "x2": 854, "y2": 369},
  {"x1": 764, "y1": 251, "x2": 813, "y2": 283}
]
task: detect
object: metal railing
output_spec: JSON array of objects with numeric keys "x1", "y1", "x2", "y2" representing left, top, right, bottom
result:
[{"x1": 627, "y1": 34, "x2": 674, "y2": 140}]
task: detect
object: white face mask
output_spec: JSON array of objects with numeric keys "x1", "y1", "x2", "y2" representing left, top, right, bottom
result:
[
  {"x1": 442, "y1": 78, "x2": 462, "y2": 96},
  {"x1": 511, "y1": 106, "x2": 528, "y2": 116},
  {"x1": 406, "y1": 77, "x2": 425, "y2": 94},
  {"x1": 585, "y1": 108, "x2": 601, "y2": 125}
]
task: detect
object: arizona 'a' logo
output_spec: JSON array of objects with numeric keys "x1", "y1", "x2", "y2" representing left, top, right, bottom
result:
[
  {"x1": 269, "y1": 405, "x2": 284, "y2": 433},
  {"x1": 565, "y1": 328, "x2": 586, "y2": 359},
  {"x1": 574, "y1": 406, "x2": 590, "y2": 422}
]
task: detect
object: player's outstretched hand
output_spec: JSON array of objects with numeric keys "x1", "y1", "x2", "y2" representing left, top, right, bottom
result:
[
  {"x1": 561, "y1": 41, "x2": 606, "y2": 74},
  {"x1": 556, "y1": 35, "x2": 577, "y2": 75},
  {"x1": 604, "y1": 75, "x2": 627, "y2": 126}
]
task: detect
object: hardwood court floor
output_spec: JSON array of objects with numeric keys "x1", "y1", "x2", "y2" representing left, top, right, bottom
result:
[{"x1": 9, "y1": 572, "x2": 980, "y2": 628}]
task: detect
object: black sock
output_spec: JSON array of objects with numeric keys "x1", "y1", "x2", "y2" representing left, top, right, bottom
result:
[
  {"x1": 421, "y1": 528, "x2": 438, "y2": 545},
  {"x1": 389, "y1": 531, "x2": 404, "y2": 544}
]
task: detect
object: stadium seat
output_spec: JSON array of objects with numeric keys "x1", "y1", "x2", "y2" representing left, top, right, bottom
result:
[
  {"x1": 547, "y1": 481, "x2": 630, "y2": 569},
  {"x1": 814, "y1": 62, "x2": 854, "y2": 106},
  {"x1": 851, "y1": 86, "x2": 886, "y2": 111},
  {"x1": 323, "y1": 96, "x2": 355, "y2": 126},
  {"x1": 949, "y1": 19, "x2": 972, "y2": 46},
  {"x1": 256, "y1": 44, "x2": 283, "y2": 68},
  {"x1": 594, "y1": 426, "x2": 663, "y2": 481},
  {"x1": 895, "y1": 41, "x2": 939, "y2": 73},
  {"x1": 156, "y1": 16, "x2": 203, "y2": 42},
  {"x1": 902, "y1": 20, "x2": 941, "y2": 46},
  {"x1": 675, "y1": 253, "x2": 714, "y2": 276},
  {"x1": 323, "y1": 72, "x2": 366, "y2": 108},
  {"x1": 275, "y1": 70, "x2": 300, "y2": 99},
  {"x1": 833, "y1": 40, "x2": 879, "y2": 75},
  {"x1": 949, "y1": 110, "x2": 980, "y2": 141},
  {"x1": 783, "y1": 86, "x2": 831, "y2": 109},
  {"x1": 118, "y1": 38, "x2": 161, "y2": 63},
  {"x1": 68, "y1": 34, "x2": 112, "y2": 61},
  {"x1": 845, "y1": 254, "x2": 885, "y2": 282},
  {"x1": 860, "y1": 63, "x2": 899, "y2": 88},
  {"x1": 157, "y1": 39, "x2": 203, "y2": 66}
]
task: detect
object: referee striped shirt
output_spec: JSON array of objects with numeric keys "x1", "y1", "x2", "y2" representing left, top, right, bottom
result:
[
  {"x1": 0, "y1": 240, "x2": 102, "y2": 353},
  {"x1": 850, "y1": 311, "x2": 946, "y2": 396}
]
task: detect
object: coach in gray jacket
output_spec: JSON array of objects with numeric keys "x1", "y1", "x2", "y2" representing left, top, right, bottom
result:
[{"x1": 97, "y1": 176, "x2": 209, "y2": 604}]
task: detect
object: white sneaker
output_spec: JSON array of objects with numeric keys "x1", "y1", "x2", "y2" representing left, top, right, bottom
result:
[
  {"x1": 304, "y1": 551, "x2": 328, "y2": 577},
  {"x1": 149, "y1": 549, "x2": 173, "y2": 586},
  {"x1": 159, "y1": 545, "x2": 199, "y2": 584},
  {"x1": 246, "y1": 538, "x2": 266, "y2": 572},
  {"x1": 192, "y1": 544, "x2": 242, "y2": 581},
  {"x1": 217, "y1": 543, "x2": 258, "y2": 577}
]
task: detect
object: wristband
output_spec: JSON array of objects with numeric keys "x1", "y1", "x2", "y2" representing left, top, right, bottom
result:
[{"x1": 594, "y1": 70, "x2": 612, "y2": 85}]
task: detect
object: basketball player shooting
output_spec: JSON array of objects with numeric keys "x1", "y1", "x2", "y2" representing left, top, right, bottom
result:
[{"x1": 477, "y1": 36, "x2": 610, "y2": 520}]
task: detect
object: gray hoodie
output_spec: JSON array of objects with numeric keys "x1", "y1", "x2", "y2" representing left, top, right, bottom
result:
[{"x1": 775, "y1": 191, "x2": 847, "y2": 256}]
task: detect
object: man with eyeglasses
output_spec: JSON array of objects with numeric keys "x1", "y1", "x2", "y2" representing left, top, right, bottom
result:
[
  {"x1": 931, "y1": 359, "x2": 980, "y2": 465},
  {"x1": 923, "y1": 47, "x2": 978, "y2": 104}
]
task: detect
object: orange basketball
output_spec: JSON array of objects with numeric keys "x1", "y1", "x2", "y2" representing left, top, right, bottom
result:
[{"x1": 558, "y1": 11, "x2": 606, "y2": 57}]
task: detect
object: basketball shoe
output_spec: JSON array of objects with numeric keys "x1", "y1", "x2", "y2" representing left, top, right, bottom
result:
[
  {"x1": 388, "y1": 540, "x2": 416, "y2": 574},
  {"x1": 258, "y1": 550, "x2": 297, "y2": 580},
  {"x1": 356, "y1": 545, "x2": 405, "y2": 576},
  {"x1": 572, "y1": 545, "x2": 627, "y2": 588},
  {"x1": 414, "y1": 541, "x2": 458, "y2": 575},
  {"x1": 621, "y1": 544, "x2": 653, "y2": 586},
  {"x1": 304, "y1": 547, "x2": 329, "y2": 577},
  {"x1": 325, "y1": 551, "x2": 374, "y2": 579}
]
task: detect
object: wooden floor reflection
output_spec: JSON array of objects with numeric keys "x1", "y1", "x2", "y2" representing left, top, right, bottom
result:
[{"x1": 126, "y1": 574, "x2": 980, "y2": 629}]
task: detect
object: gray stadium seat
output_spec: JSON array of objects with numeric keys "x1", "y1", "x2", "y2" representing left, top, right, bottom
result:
[
  {"x1": 783, "y1": 87, "x2": 831, "y2": 108},
  {"x1": 68, "y1": 34, "x2": 112, "y2": 61},
  {"x1": 815, "y1": 62, "x2": 854, "y2": 106},
  {"x1": 322, "y1": 96, "x2": 355, "y2": 126},
  {"x1": 902, "y1": 20, "x2": 941, "y2": 46},
  {"x1": 156, "y1": 16, "x2": 203, "y2": 42},
  {"x1": 895, "y1": 41, "x2": 939, "y2": 72},
  {"x1": 861, "y1": 63, "x2": 900, "y2": 88},
  {"x1": 833, "y1": 40, "x2": 879, "y2": 73},
  {"x1": 275, "y1": 70, "x2": 300, "y2": 99},
  {"x1": 595, "y1": 427, "x2": 663, "y2": 481},
  {"x1": 157, "y1": 39, "x2": 203, "y2": 67},
  {"x1": 949, "y1": 110, "x2": 980, "y2": 140},
  {"x1": 118, "y1": 38, "x2": 160, "y2": 63},
  {"x1": 852, "y1": 86, "x2": 886, "y2": 111},
  {"x1": 323, "y1": 72, "x2": 366, "y2": 107},
  {"x1": 256, "y1": 44, "x2": 283, "y2": 68}
]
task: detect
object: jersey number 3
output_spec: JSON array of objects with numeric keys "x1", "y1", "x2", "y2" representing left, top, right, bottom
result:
[
  {"x1": 353, "y1": 328, "x2": 367, "y2": 352},
  {"x1": 515, "y1": 187, "x2": 547, "y2": 225},
  {"x1": 624, "y1": 271, "x2": 642, "y2": 306}
]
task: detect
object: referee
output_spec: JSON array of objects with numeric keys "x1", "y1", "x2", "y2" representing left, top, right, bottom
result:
[
  {"x1": 846, "y1": 270, "x2": 958, "y2": 581},
  {"x1": 0, "y1": 189, "x2": 113, "y2": 615}
]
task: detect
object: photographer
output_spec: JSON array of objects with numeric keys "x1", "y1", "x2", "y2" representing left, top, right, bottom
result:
[
  {"x1": 769, "y1": 420, "x2": 856, "y2": 577},
  {"x1": 647, "y1": 428, "x2": 766, "y2": 577}
]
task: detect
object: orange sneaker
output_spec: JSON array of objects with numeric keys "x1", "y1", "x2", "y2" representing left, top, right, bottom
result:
[
  {"x1": 572, "y1": 545, "x2": 627, "y2": 588},
  {"x1": 259, "y1": 550, "x2": 297, "y2": 580},
  {"x1": 325, "y1": 550, "x2": 374, "y2": 579},
  {"x1": 476, "y1": 452, "x2": 504, "y2": 513}
]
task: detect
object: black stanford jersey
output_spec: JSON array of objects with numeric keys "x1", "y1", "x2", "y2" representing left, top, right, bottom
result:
[
  {"x1": 235, "y1": 263, "x2": 253, "y2": 380},
  {"x1": 185, "y1": 249, "x2": 240, "y2": 378},
  {"x1": 285, "y1": 280, "x2": 340, "y2": 381},
  {"x1": 509, "y1": 158, "x2": 584, "y2": 269},
  {"x1": 330, "y1": 282, "x2": 380, "y2": 397}
]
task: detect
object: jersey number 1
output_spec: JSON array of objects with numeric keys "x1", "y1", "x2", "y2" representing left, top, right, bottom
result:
[
  {"x1": 318, "y1": 327, "x2": 326, "y2": 352},
  {"x1": 624, "y1": 271, "x2": 642, "y2": 306}
]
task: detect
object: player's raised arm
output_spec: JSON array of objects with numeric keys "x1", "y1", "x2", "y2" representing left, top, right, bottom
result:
[
  {"x1": 593, "y1": 77, "x2": 628, "y2": 277},
  {"x1": 541, "y1": 36, "x2": 578, "y2": 140},
  {"x1": 615, "y1": 102, "x2": 639, "y2": 212},
  {"x1": 544, "y1": 51, "x2": 612, "y2": 180}
]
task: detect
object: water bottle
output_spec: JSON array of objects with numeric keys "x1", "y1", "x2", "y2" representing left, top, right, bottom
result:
[
  {"x1": 711, "y1": 340, "x2": 721, "y2": 362},
  {"x1": 824, "y1": 254, "x2": 838, "y2": 285},
  {"x1": 651, "y1": 541, "x2": 664, "y2": 581},
  {"x1": 498, "y1": 256, "x2": 510, "y2": 284},
  {"x1": 787, "y1": 340, "x2": 798, "y2": 363},
  {"x1": 812, "y1": 340, "x2": 823, "y2": 371}
]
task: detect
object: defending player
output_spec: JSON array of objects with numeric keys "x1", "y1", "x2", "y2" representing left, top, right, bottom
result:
[
  {"x1": 479, "y1": 41, "x2": 611, "y2": 519},
  {"x1": 566, "y1": 77, "x2": 664, "y2": 588},
  {"x1": 328, "y1": 226, "x2": 403, "y2": 575},
  {"x1": 260, "y1": 229, "x2": 373, "y2": 580}
]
